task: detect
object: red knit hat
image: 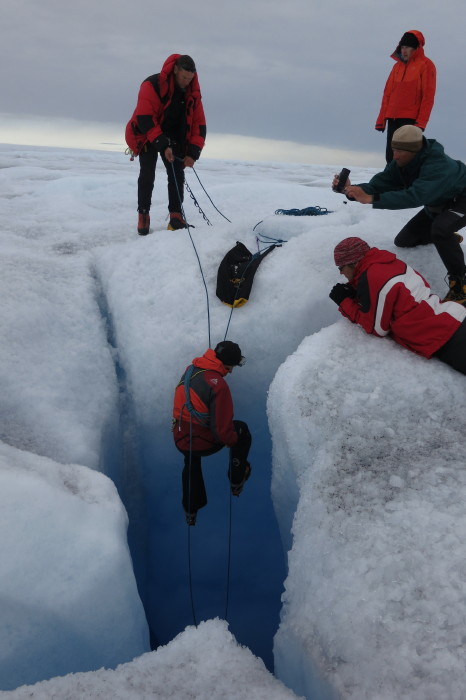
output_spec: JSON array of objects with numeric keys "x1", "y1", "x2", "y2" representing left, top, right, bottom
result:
[{"x1": 334, "y1": 237, "x2": 370, "y2": 267}]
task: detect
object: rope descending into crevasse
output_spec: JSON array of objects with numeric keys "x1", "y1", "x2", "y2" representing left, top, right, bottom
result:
[{"x1": 170, "y1": 161, "x2": 240, "y2": 627}]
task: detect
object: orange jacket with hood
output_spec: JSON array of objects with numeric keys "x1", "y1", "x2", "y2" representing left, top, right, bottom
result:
[{"x1": 375, "y1": 30, "x2": 436, "y2": 131}]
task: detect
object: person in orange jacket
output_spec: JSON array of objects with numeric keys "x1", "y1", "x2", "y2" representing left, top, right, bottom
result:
[
  {"x1": 172, "y1": 341, "x2": 252, "y2": 525},
  {"x1": 126, "y1": 54, "x2": 206, "y2": 235},
  {"x1": 375, "y1": 30, "x2": 436, "y2": 163}
]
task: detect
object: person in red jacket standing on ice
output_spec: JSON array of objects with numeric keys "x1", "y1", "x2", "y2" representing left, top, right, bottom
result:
[
  {"x1": 329, "y1": 237, "x2": 466, "y2": 375},
  {"x1": 375, "y1": 30, "x2": 436, "y2": 163},
  {"x1": 126, "y1": 54, "x2": 206, "y2": 235},
  {"x1": 172, "y1": 341, "x2": 252, "y2": 526}
]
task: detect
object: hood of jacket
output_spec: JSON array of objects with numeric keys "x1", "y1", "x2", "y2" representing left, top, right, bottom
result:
[
  {"x1": 391, "y1": 29, "x2": 426, "y2": 63},
  {"x1": 192, "y1": 348, "x2": 229, "y2": 376},
  {"x1": 158, "y1": 53, "x2": 202, "y2": 102},
  {"x1": 352, "y1": 247, "x2": 397, "y2": 285}
]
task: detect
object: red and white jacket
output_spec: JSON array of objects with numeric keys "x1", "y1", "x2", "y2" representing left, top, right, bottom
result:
[
  {"x1": 339, "y1": 248, "x2": 466, "y2": 358},
  {"x1": 172, "y1": 349, "x2": 238, "y2": 452}
]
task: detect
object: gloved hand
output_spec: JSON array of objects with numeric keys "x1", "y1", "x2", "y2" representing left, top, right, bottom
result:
[
  {"x1": 329, "y1": 283, "x2": 356, "y2": 306},
  {"x1": 375, "y1": 123, "x2": 385, "y2": 132},
  {"x1": 153, "y1": 134, "x2": 170, "y2": 153}
]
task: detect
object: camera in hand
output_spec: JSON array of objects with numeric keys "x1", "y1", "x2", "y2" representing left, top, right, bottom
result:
[{"x1": 333, "y1": 167, "x2": 351, "y2": 193}]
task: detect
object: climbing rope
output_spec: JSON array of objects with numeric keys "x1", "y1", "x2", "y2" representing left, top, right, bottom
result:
[
  {"x1": 187, "y1": 416, "x2": 198, "y2": 627},
  {"x1": 174, "y1": 156, "x2": 232, "y2": 226},
  {"x1": 222, "y1": 252, "x2": 262, "y2": 340},
  {"x1": 184, "y1": 179, "x2": 212, "y2": 226},
  {"x1": 225, "y1": 453, "x2": 234, "y2": 620},
  {"x1": 275, "y1": 205, "x2": 332, "y2": 216},
  {"x1": 255, "y1": 231, "x2": 288, "y2": 247},
  {"x1": 190, "y1": 166, "x2": 232, "y2": 223},
  {"x1": 170, "y1": 164, "x2": 236, "y2": 625},
  {"x1": 170, "y1": 160, "x2": 212, "y2": 349}
]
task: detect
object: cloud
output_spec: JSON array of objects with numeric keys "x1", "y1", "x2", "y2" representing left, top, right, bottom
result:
[
  {"x1": 0, "y1": 113, "x2": 383, "y2": 167},
  {"x1": 1, "y1": 0, "x2": 465, "y2": 162}
]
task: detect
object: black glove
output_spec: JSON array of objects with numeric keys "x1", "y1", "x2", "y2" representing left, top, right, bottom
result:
[
  {"x1": 329, "y1": 283, "x2": 356, "y2": 306},
  {"x1": 187, "y1": 144, "x2": 201, "y2": 161},
  {"x1": 152, "y1": 134, "x2": 170, "y2": 153}
]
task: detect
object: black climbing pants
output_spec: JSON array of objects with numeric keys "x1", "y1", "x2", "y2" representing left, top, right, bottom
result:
[
  {"x1": 434, "y1": 317, "x2": 466, "y2": 375},
  {"x1": 179, "y1": 420, "x2": 252, "y2": 514},
  {"x1": 138, "y1": 143, "x2": 185, "y2": 214},
  {"x1": 394, "y1": 195, "x2": 466, "y2": 278}
]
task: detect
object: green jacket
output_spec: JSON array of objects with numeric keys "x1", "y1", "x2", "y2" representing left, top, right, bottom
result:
[{"x1": 360, "y1": 139, "x2": 466, "y2": 210}]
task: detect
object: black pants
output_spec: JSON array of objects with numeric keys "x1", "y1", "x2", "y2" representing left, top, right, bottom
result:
[
  {"x1": 394, "y1": 197, "x2": 466, "y2": 278},
  {"x1": 138, "y1": 143, "x2": 185, "y2": 214},
  {"x1": 385, "y1": 118, "x2": 416, "y2": 163},
  {"x1": 434, "y1": 317, "x2": 466, "y2": 375},
  {"x1": 179, "y1": 420, "x2": 252, "y2": 514}
]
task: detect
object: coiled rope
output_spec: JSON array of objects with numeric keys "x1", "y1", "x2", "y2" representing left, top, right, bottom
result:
[{"x1": 275, "y1": 205, "x2": 332, "y2": 216}]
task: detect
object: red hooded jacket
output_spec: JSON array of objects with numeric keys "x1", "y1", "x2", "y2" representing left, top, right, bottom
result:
[
  {"x1": 172, "y1": 349, "x2": 238, "y2": 452},
  {"x1": 125, "y1": 54, "x2": 206, "y2": 158},
  {"x1": 375, "y1": 30, "x2": 436, "y2": 130},
  {"x1": 339, "y1": 248, "x2": 466, "y2": 358}
]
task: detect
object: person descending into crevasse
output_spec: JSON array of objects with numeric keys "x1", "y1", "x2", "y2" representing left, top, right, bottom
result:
[
  {"x1": 125, "y1": 54, "x2": 206, "y2": 235},
  {"x1": 172, "y1": 341, "x2": 252, "y2": 526},
  {"x1": 329, "y1": 237, "x2": 466, "y2": 375}
]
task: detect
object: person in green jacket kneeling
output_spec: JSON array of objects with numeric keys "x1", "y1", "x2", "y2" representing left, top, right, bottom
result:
[{"x1": 332, "y1": 125, "x2": 466, "y2": 304}]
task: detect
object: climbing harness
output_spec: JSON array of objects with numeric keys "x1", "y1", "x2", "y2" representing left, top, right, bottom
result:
[{"x1": 180, "y1": 366, "x2": 209, "y2": 425}]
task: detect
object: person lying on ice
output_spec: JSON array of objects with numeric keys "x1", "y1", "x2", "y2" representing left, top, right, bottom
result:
[
  {"x1": 332, "y1": 125, "x2": 466, "y2": 304},
  {"x1": 329, "y1": 237, "x2": 466, "y2": 376},
  {"x1": 172, "y1": 341, "x2": 252, "y2": 526}
]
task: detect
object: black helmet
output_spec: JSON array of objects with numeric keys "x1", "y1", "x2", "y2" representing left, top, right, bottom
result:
[{"x1": 214, "y1": 341, "x2": 245, "y2": 367}]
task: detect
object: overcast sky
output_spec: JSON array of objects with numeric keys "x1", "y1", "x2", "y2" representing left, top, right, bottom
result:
[{"x1": 1, "y1": 0, "x2": 465, "y2": 166}]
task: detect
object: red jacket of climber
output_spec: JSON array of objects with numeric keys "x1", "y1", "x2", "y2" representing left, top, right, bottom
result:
[
  {"x1": 125, "y1": 53, "x2": 206, "y2": 160},
  {"x1": 173, "y1": 347, "x2": 240, "y2": 453}
]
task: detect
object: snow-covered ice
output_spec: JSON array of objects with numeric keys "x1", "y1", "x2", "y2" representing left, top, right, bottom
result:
[{"x1": 0, "y1": 143, "x2": 465, "y2": 698}]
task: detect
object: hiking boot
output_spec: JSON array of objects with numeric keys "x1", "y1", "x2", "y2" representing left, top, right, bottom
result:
[
  {"x1": 230, "y1": 462, "x2": 251, "y2": 497},
  {"x1": 167, "y1": 212, "x2": 189, "y2": 230},
  {"x1": 185, "y1": 512, "x2": 197, "y2": 526},
  {"x1": 443, "y1": 275, "x2": 466, "y2": 305},
  {"x1": 137, "y1": 210, "x2": 150, "y2": 236}
]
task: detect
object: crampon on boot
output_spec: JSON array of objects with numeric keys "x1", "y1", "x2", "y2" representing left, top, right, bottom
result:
[
  {"x1": 168, "y1": 212, "x2": 191, "y2": 230},
  {"x1": 137, "y1": 210, "x2": 150, "y2": 236},
  {"x1": 230, "y1": 461, "x2": 251, "y2": 497},
  {"x1": 185, "y1": 511, "x2": 197, "y2": 526},
  {"x1": 443, "y1": 275, "x2": 466, "y2": 305}
]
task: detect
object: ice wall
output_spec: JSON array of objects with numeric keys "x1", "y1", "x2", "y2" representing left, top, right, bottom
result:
[
  {"x1": 269, "y1": 321, "x2": 466, "y2": 699},
  {"x1": 0, "y1": 442, "x2": 149, "y2": 690}
]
